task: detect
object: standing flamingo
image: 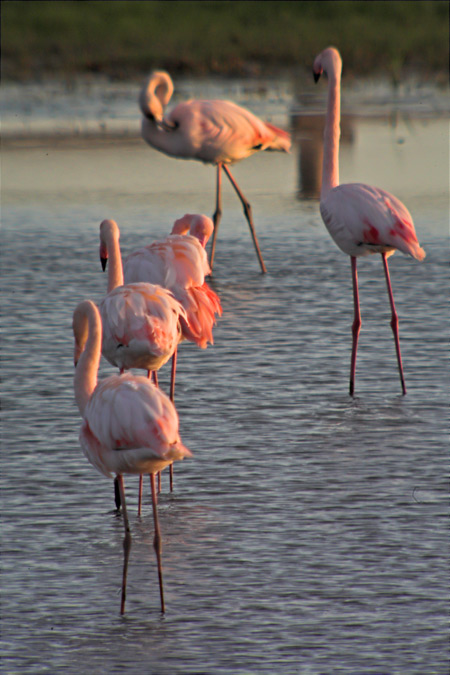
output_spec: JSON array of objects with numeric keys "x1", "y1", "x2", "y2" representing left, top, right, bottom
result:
[
  {"x1": 139, "y1": 71, "x2": 291, "y2": 272},
  {"x1": 73, "y1": 300, "x2": 192, "y2": 614},
  {"x1": 313, "y1": 47, "x2": 425, "y2": 395},
  {"x1": 123, "y1": 213, "x2": 222, "y2": 363},
  {"x1": 99, "y1": 219, "x2": 187, "y2": 511},
  {"x1": 99, "y1": 219, "x2": 185, "y2": 379}
]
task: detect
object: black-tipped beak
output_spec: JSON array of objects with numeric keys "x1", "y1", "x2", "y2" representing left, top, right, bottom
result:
[
  {"x1": 313, "y1": 71, "x2": 321, "y2": 83},
  {"x1": 101, "y1": 257, "x2": 107, "y2": 271}
]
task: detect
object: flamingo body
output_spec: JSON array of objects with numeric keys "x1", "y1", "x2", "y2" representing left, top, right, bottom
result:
[
  {"x1": 79, "y1": 372, "x2": 191, "y2": 479},
  {"x1": 142, "y1": 98, "x2": 289, "y2": 163},
  {"x1": 100, "y1": 282, "x2": 183, "y2": 372},
  {"x1": 320, "y1": 183, "x2": 426, "y2": 260}
]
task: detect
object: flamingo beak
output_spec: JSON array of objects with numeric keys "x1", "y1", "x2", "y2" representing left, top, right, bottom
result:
[
  {"x1": 313, "y1": 70, "x2": 322, "y2": 83},
  {"x1": 101, "y1": 257, "x2": 107, "y2": 271}
]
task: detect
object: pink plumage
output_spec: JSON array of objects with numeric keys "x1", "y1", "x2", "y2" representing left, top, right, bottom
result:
[
  {"x1": 123, "y1": 215, "x2": 222, "y2": 349},
  {"x1": 313, "y1": 47, "x2": 425, "y2": 395},
  {"x1": 138, "y1": 71, "x2": 291, "y2": 272},
  {"x1": 98, "y1": 219, "x2": 186, "y2": 374},
  {"x1": 72, "y1": 299, "x2": 192, "y2": 614},
  {"x1": 320, "y1": 183, "x2": 426, "y2": 261}
]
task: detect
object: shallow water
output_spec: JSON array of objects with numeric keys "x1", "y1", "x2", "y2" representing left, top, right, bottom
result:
[{"x1": 1, "y1": 77, "x2": 449, "y2": 674}]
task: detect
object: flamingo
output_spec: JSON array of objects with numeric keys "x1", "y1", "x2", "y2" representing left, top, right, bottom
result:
[
  {"x1": 139, "y1": 71, "x2": 291, "y2": 272},
  {"x1": 72, "y1": 300, "x2": 192, "y2": 614},
  {"x1": 313, "y1": 47, "x2": 425, "y2": 396},
  {"x1": 123, "y1": 213, "x2": 222, "y2": 360},
  {"x1": 99, "y1": 219, "x2": 187, "y2": 511},
  {"x1": 99, "y1": 219, "x2": 185, "y2": 380}
]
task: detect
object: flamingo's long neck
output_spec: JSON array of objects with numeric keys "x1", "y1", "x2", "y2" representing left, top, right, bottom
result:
[
  {"x1": 74, "y1": 302, "x2": 102, "y2": 416},
  {"x1": 321, "y1": 69, "x2": 341, "y2": 200},
  {"x1": 106, "y1": 231, "x2": 124, "y2": 292}
]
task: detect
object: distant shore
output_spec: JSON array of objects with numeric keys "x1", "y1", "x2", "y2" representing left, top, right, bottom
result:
[{"x1": 2, "y1": 1, "x2": 448, "y2": 82}]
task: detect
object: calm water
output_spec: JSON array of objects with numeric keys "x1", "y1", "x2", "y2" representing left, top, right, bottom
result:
[{"x1": 1, "y1": 77, "x2": 449, "y2": 674}]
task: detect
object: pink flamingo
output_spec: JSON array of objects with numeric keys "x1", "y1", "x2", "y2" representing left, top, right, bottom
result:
[
  {"x1": 99, "y1": 219, "x2": 185, "y2": 379},
  {"x1": 313, "y1": 47, "x2": 425, "y2": 396},
  {"x1": 139, "y1": 71, "x2": 291, "y2": 272},
  {"x1": 73, "y1": 300, "x2": 192, "y2": 614},
  {"x1": 99, "y1": 219, "x2": 187, "y2": 512},
  {"x1": 123, "y1": 213, "x2": 222, "y2": 361}
]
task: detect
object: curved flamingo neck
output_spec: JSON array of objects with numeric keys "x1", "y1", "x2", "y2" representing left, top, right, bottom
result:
[
  {"x1": 321, "y1": 68, "x2": 341, "y2": 200},
  {"x1": 73, "y1": 301, "x2": 102, "y2": 416}
]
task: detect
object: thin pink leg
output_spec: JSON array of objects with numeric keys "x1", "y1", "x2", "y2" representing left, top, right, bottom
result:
[
  {"x1": 150, "y1": 473, "x2": 165, "y2": 613},
  {"x1": 137, "y1": 475, "x2": 143, "y2": 516},
  {"x1": 152, "y1": 370, "x2": 161, "y2": 490},
  {"x1": 117, "y1": 475, "x2": 131, "y2": 615},
  {"x1": 349, "y1": 256, "x2": 361, "y2": 396},
  {"x1": 168, "y1": 349, "x2": 177, "y2": 492},
  {"x1": 210, "y1": 163, "x2": 223, "y2": 270},
  {"x1": 382, "y1": 253, "x2": 407, "y2": 395},
  {"x1": 222, "y1": 164, "x2": 267, "y2": 274},
  {"x1": 170, "y1": 349, "x2": 177, "y2": 402}
]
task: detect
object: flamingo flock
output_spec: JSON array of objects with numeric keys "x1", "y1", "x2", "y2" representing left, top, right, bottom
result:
[{"x1": 71, "y1": 47, "x2": 425, "y2": 615}]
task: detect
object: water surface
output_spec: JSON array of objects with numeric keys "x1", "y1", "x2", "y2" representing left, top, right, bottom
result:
[{"x1": 1, "y1": 77, "x2": 448, "y2": 674}]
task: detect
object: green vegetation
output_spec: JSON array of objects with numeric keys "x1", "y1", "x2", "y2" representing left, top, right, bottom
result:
[{"x1": 2, "y1": 0, "x2": 448, "y2": 81}]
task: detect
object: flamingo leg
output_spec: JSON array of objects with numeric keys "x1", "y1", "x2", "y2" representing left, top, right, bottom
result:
[
  {"x1": 137, "y1": 475, "x2": 143, "y2": 516},
  {"x1": 349, "y1": 256, "x2": 361, "y2": 397},
  {"x1": 168, "y1": 349, "x2": 178, "y2": 492},
  {"x1": 381, "y1": 253, "x2": 407, "y2": 395},
  {"x1": 170, "y1": 349, "x2": 177, "y2": 402},
  {"x1": 117, "y1": 475, "x2": 131, "y2": 615},
  {"x1": 150, "y1": 473, "x2": 165, "y2": 613},
  {"x1": 222, "y1": 164, "x2": 267, "y2": 274},
  {"x1": 114, "y1": 476, "x2": 121, "y2": 510},
  {"x1": 151, "y1": 369, "x2": 162, "y2": 492},
  {"x1": 210, "y1": 163, "x2": 223, "y2": 270}
]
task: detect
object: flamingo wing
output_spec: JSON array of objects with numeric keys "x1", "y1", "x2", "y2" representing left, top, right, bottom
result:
[
  {"x1": 100, "y1": 283, "x2": 185, "y2": 371},
  {"x1": 80, "y1": 374, "x2": 192, "y2": 478},
  {"x1": 124, "y1": 235, "x2": 210, "y2": 289},
  {"x1": 167, "y1": 99, "x2": 291, "y2": 163},
  {"x1": 320, "y1": 183, "x2": 426, "y2": 260}
]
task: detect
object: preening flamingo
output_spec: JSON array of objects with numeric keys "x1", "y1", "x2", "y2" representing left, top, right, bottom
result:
[
  {"x1": 139, "y1": 72, "x2": 291, "y2": 272},
  {"x1": 73, "y1": 300, "x2": 192, "y2": 614},
  {"x1": 313, "y1": 47, "x2": 425, "y2": 395},
  {"x1": 99, "y1": 219, "x2": 185, "y2": 379},
  {"x1": 123, "y1": 214, "x2": 222, "y2": 358}
]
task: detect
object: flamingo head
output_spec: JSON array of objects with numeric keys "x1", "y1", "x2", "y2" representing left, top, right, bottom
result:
[
  {"x1": 139, "y1": 71, "x2": 174, "y2": 125},
  {"x1": 313, "y1": 47, "x2": 342, "y2": 83},
  {"x1": 99, "y1": 219, "x2": 119, "y2": 271},
  {"x1": 171, "y1": 214, "x2": 214, "y2": 248},
  {"x1": 171, "y1": 214, "x2": 192, "y2": 236}
]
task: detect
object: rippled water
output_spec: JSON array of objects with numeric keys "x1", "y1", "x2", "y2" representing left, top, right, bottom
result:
[{"x1": 1, "y1": 78, "x2": 448, "y2": 674}]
